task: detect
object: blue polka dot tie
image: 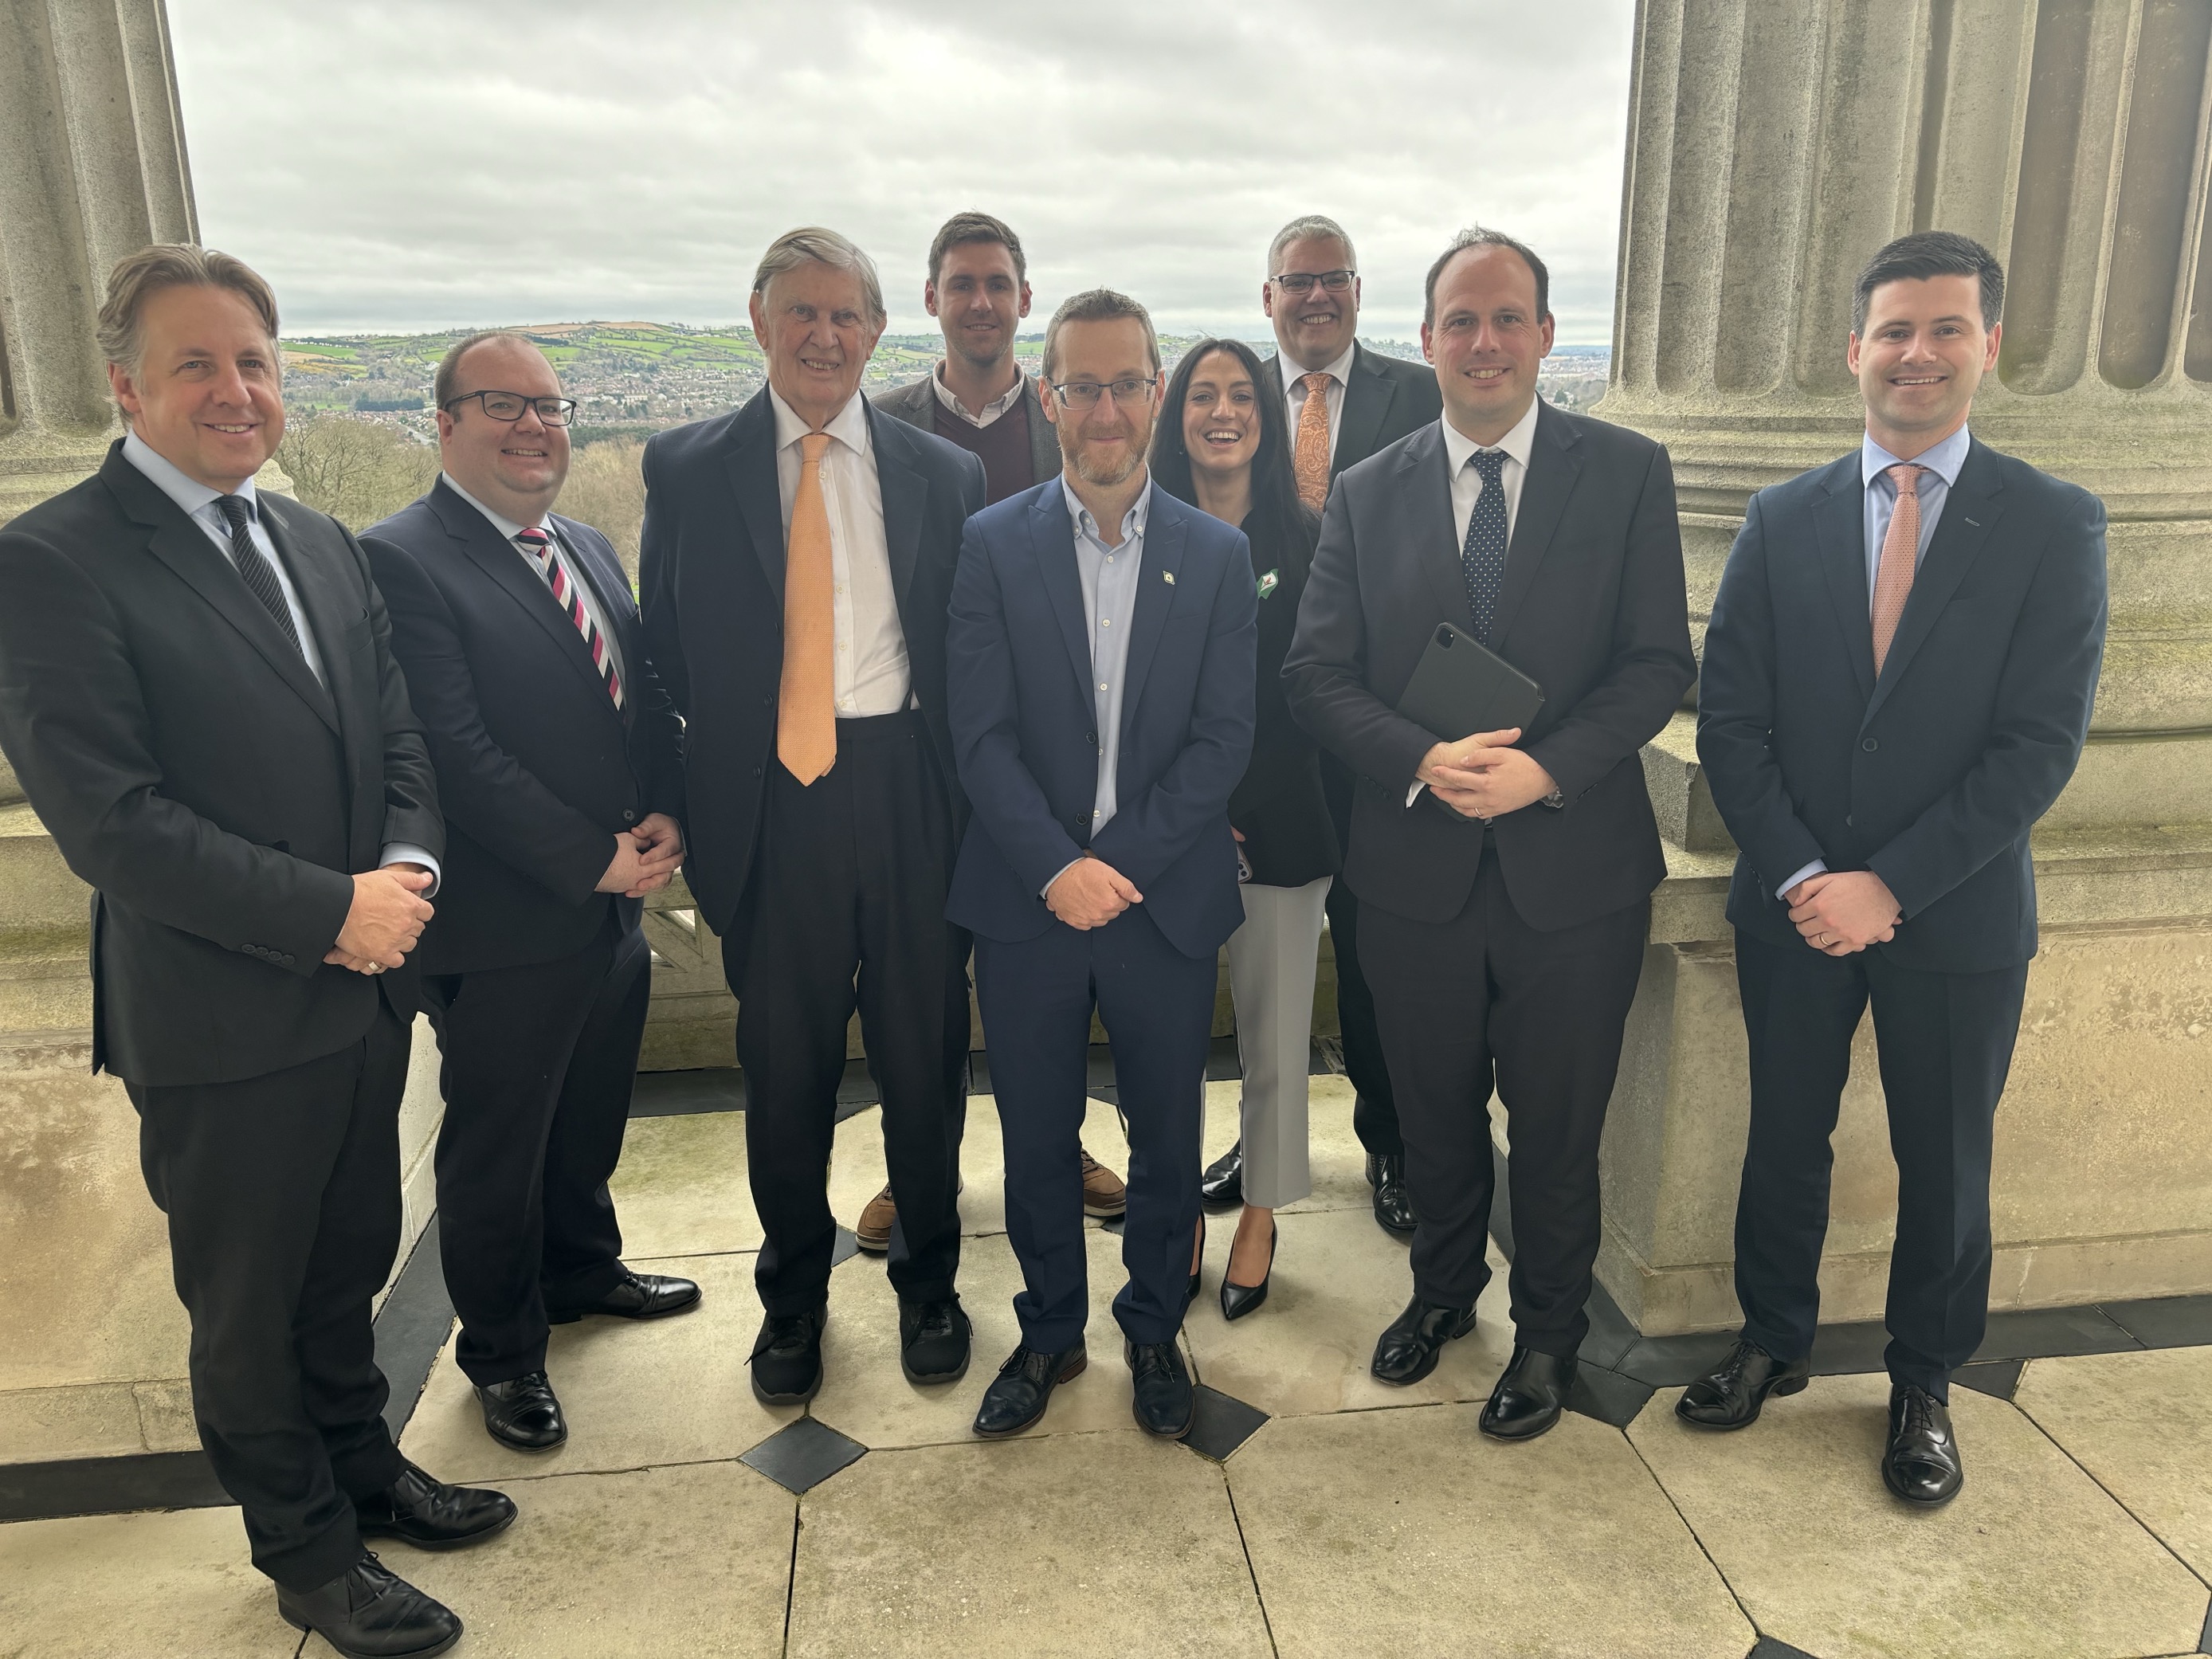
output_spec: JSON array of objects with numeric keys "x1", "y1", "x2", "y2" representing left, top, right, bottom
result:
[{"x1": 1461, "y1": 449, "x2": 1510, "y2": 645}]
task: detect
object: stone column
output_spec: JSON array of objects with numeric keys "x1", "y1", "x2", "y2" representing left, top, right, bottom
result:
[
  {"x1": 0, "y1": 0, "x2": 198, "y2": 523},
  {"x1": 1593, "y1": 0, "x2": 2212, "y2": 1333}
]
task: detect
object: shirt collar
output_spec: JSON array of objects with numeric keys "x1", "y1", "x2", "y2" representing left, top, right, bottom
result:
[
  {"x1": 441, "y1": 472, "x2": 543, "y2": 545},
  {"x1": 1061, "y1": 474, "x2": 1151, "y2": 546},
  {"x1": 122, "y1": 426, "x2": 255, "y2": 522},
  {"x1": 1440, "y1": 394, "x2": 1542, "y2": 475},
  {"x1": 770, "y1": 384, "x2": 873, "y2": 459},
  {"x1": 931, "y1": 363, "x2": 1027, "y2": 426},
  {"x1": 1862, "y1": 423, "x2": 1971, "y2": 488},
  {"x1": 1276, "y1": 339, "x2": 1357, "y2": 392}
]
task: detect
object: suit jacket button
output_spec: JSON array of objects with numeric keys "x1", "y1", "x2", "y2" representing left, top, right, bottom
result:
[
  {"x1": 1861, "y1": 737, "x2": 1878, "y2": 752},
  {"x1": 1846, "y1": 814, "x2": 1855, "y2": 828},
  {"x1": 280, "y1": 955, "x2": 295, "y2": 968},
  {"x1": 622, "y1": 809, "x2": 637, "y2": 822},
  {"x1": 1086, "y1": 731, "x2": 1096, "y2": 747},
  {"x1": 752, "y1": 766, "x2": 763, "y2": 778}
]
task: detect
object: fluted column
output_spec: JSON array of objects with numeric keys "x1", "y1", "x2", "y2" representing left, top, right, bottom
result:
[
  {"x1": 1601, "y1": 0, "x2": 2212, "y2": 826},
  {"x1": 0, "y1": 0, "x2": 197, "y2": 524}
]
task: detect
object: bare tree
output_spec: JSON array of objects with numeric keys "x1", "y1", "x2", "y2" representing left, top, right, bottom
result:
[{"x1": 276, "y1": 415, "x2": 441, "y2": 530}]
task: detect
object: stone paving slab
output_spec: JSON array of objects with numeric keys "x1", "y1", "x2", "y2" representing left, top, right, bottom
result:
[
  {"x1": 786, "y1": 1430, "x2": 1269, "y2": 1658},
  {"x1": 1230, "y1": 1402, "x2": 1755, "y2": 1658},
  {"x1": 0, "y1": 1502, "x2": 297, "y2": 1657},
  {"x1": 312, "y1": 1461, "x2": 794, "y2": 1658},
  {"x1": 1630, "y1": 1374, "x2": 2208, "y2": 1659},
  {"x1": 2015, "y1": 1346, "x2": 2212, "y2": 1580}
]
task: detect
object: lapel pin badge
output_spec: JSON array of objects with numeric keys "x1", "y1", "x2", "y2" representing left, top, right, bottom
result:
[
  {"x1": 1964, "y1": 516, "x2": 1982, "y2": 528},
  {"x1": 1257, "y1": 569, "x2": 1280, "y2": 599},
  {"x1": 1163, "y1": 570, "x2": 1175, "y2": 585}
]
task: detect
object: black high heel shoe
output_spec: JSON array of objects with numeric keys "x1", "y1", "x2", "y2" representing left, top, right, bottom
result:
[{"x1": 1220, "y1": 1221, "x2": 1277, "y2": 1321}]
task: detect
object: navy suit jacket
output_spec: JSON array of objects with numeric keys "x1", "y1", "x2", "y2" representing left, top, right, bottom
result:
[
  {"x1": 1696, "y1": 438, "x2": 2108, "y2": 975},
  {"x1": 637, "y1": 390, "x2": 986, "y2": 935},
  {"x1": 945, "y1": 479, "x2": 1257, "y2": 959},
  {"x1": 363, "y1": 479, "x2": 684, "y2": 975}
]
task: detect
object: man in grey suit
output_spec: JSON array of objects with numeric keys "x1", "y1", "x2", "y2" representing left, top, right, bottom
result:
[
  {"x1": 1204, "y1": 213, "x2": 1443, "y2": 1237},
  {"x1": 870, "y1": 210, "x2": 1127, "y2": 1255}
]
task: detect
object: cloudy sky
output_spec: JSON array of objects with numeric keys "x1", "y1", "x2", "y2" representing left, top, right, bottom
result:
[{"x1": 170, "y1": 0, "x2": 1637, "y2": 344}]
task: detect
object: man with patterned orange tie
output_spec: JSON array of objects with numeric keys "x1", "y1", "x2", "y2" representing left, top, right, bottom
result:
[
  {"x1": 1691, "y1": 233, "x2": 2108, "y2": 1505},
  {"x1": 1206, "y1": 215, "x2": 1440, "y2": 1236},
  {"x1": 640, "y1": 229, "x2": 986, "y2": 1405}
]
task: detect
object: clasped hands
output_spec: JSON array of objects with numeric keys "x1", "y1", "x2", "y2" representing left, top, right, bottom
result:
[
  {"x1": 1046, "y1": 850, "x2": 1143, "y2": 931},
  {"x1": 1417, "y1": 728, "x2": 1557, "y2": 820},
  {"x1": 323, "y1": 814, "x2": 685, "y2": 976},
  {"x1": 1785, "y1": 870, "x2": 1901, "y2": 956}
]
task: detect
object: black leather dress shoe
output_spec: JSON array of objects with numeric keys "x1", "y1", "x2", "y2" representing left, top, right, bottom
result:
[
  {"x1": 751, "y1": 1304, "x2": 827, "y2": 1405},
  {"x1": 973, "y1": 1342, "x2": 1087, "y2": 1437},
  {"x1": 1220, "y1": 1222, "x2": 1276, "y2": 1322},
  {"x1": 1480, "y1": 1346, "x2": 1578, "y2": 1440},
  {"x1": 355, "y1": 1460, "x2": 516, "y2": 1550},
  {"x1": 899, "y1": 1296, "x2": 972, "y2": 1384},
  {"x1": 1367, "y1": 1153, "x2": 1416, "y2": 1236},
  {"x1": 547, "y1": 1269, "x2": 702, "y2": 1324},
  {"x1": 1883, "y1": 1384, "x2": 1964, "y2": 1506},
  {"x1": 1201, "y1": 1141, "x2": 1245, "y2": 1207},
  {"x1": 475, "y1": 1371, "x2": 565, "y2": 1452},
  {"x1": 1371, "y1": 1296, "x2": 1477, "y2": 1385},
  {"x1": 1126, "y1": 1339, "x2": 1195, "y2": 1437},
  {"x1": 1676, "y1": 1338, "x2": 1811, "y2": 1430},
  {"x1": 277, "y1": 1552, "x2": 461, "y2": 1659}
]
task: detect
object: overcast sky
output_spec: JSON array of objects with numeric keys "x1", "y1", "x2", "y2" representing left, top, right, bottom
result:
[{"x1": 171, "y1": 0, "x2": 1636, "y2": 344}]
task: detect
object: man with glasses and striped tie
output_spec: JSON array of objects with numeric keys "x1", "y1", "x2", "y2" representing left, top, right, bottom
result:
[{"x1": 364, "y1": 331, "x2": 699, "y2": 1463}]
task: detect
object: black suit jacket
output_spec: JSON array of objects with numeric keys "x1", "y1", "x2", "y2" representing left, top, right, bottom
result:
[
  {"x1": 1266, "y1": 344, "x2": 1445, "y2": 480},
  {"x1": 362, "y1": 480, "x2": 684, "y2": 975},
  {"x1": 638, "y1": 390, "x2": 986, "y2": 934},
  {"x1": 1226, "y1": 504, "x2": 1338, "y2": 888},
  {"x1": 1284, "y1": 403, "x2": 1695, "y2": 931},
  {"x1": 0, "y1": 442, "x2": 442, "y2": 1086},
  {"x1": 1696, "y1": 441, "x2": 2108, "y2": 975}
]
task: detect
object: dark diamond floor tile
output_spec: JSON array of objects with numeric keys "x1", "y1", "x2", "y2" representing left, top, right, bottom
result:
[
  {"x1": 628, "y1": 1066, "x2": 743, "y2": 1117},
  {"x1": 2102, "y1": 1293, "x2": 2212, "y2": 1351},
  {"x1": 2198, "y1": 1594, "x2": 2212, "y2": 1654},
  {"x1": 1614, "y1": 1332, "x2": 1739, "y2": 1388},
  {"x1": 739, "y1": 1416, "x2": 866, "y2": 1494},
  {"x1": 1748, "y1": 1637, "x2": 1822, "y2": 1659},
  {"x1": 1973, "y1": 1304, "x2": 2141, "y2": 1362},
  {"x1": 1954, "y1": 1359, "x2": 2025, "y2": 1401},
  {"x1": 831, "y1": 1226, "x2": 860, "y2": 1268},
  {"x1": 1570, "y1": 1363, "x2": 1655, "y2": 1427},
  {"x1": 1099, "y1": 1214, "x2": 1126, "y2": 1235},
  {"x1": 1578, "y1": 1282, "x2": 1643, "y2": 1372},
  {"x1": 1179, "y1": 1385, "x2": 1269, "y2": 1462}
]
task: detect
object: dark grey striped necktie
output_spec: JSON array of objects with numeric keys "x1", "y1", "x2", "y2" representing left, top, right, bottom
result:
[{"x1": 212, "y1": 493, "x2": 306, "y2": 660}]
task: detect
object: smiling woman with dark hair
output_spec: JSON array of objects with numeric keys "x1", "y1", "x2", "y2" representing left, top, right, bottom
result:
[{"x1": 1153, "y1": 337, "x2": 1339, "y2": 1321}]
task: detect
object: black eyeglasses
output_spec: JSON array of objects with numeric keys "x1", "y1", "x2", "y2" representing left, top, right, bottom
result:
[
  {"x1": 1271, "y1": 269, "x2": 1356, "y2": 296},
  {"x1": 442, "y1": 390, "x2": 578, "y2": 426},
  {"x1": 1049, "y1": 377, "x2": 1157, "y2": 409}
]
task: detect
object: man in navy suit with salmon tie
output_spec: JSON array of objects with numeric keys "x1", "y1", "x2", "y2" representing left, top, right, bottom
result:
[
  {"x1": 1689, "y1": 233, "x2": 2108, "y2": 1507},
  {"x1": 947, "y1": 288, "x2": 1256, "y2": 1441}
]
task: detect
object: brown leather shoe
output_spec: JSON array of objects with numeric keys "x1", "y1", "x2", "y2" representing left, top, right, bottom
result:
[
  {"x1": 856, "y1": 1183, "x2": 896, "y2": 1255},
  {"x1": 1081, "y1": 1150, "x2": 1127, "y2": 1218}
]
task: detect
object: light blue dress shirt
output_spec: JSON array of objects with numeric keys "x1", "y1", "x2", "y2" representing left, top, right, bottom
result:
[
  {"x1": 1042, "y1": 477, "x2": 1149, "y2": 895},
  {"x1": 1775, "y1": 423, "x2": 1972, "y2": 900},
  {"x1": 120, "y1": 429, "x2": 441, "y2": 892}
]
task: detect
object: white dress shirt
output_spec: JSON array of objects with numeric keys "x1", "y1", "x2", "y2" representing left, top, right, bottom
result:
[
  {"x1": 120, "y1": 428, "x2": 440, "y2": 890},
  {"x1": 441, "y1": 473, "x2": 626, "y2": 687},
  {"x1": 1277, "y1": 339, "x2": 1357, "y2": 459},
  {"x1": 769, "y1": 388, "x2": 911, "y2": 716},
  {"x1": 1408, "y1": 398, "x2": 1543, "y2": 807},
  {"x1": 1774, "y1": 422, "x2": 1975, "y2": 900},
  {"x1": 931, "y1": 363, "x2": 1027, "y2": 429}
]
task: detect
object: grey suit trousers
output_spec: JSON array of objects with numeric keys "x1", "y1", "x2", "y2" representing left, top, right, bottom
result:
[{"x1": 1226, "y1": 876, "x2": 1331, "y2": 1209}]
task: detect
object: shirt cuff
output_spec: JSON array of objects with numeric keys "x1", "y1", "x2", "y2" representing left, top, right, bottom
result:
[
  {"x1": 381, "y1": 843, "x2": 442, "y2": 898},
  {"x1": 1776, "y1": 859, "x2": 1826, "y2": 902},
  {"x1": 1406, "y1": 781, "x2": 1426, "y2": 808},
  {"x1": 1041, "y1": 857, "x2": 1084, "y2": 899}
]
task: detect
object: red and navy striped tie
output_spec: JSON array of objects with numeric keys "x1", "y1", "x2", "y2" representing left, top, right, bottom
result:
[{"x1": 516, "y1": 527, "x2": 623, "y2": 710}]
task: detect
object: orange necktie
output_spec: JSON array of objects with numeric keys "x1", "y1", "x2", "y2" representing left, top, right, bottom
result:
[
  {"x1": 1294, "y1": 371, "x2": 1332, "y2": 512},
  {"x1": 1870, "y1": 463, "x2": 1924, "y2": 676},
  {"x1": 778, "y1": 432, "x2": 837, "y2": 783}
]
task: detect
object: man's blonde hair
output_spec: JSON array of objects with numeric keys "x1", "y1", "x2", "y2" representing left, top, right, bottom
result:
[{"x1": 96, "y1": 245, "x2": 281, "y2": 381}]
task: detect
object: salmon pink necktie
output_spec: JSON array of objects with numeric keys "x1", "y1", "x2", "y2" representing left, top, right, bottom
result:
[{"x1": 1870, "y1": 463, "x2": 1924, "y2": 675}]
